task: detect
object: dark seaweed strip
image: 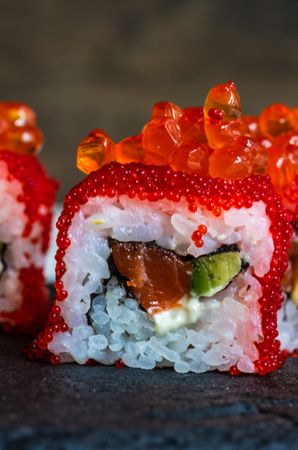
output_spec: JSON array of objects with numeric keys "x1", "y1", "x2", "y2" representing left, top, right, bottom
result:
[{"x1": 0, "y1": 242, "x2": 7, "y2": 280}]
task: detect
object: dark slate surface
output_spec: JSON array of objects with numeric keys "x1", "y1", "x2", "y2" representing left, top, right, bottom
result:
[{"x1": 0, "y1": 335, "x2": 298, "y2": 449}]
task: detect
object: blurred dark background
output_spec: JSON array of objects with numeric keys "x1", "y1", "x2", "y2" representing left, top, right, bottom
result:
[{"x1": 0, "y1": 0, "x2": 297, "y2": 200}]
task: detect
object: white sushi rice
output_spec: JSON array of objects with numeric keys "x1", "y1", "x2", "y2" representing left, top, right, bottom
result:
[
  {"x1": 278, "y1": 299, "x2": 298, "y2": 353},
  {"x1": 49, "y1": 196, "x2": 275, "y2": 373},
  {"x1": 0, "y1": 160, "x2": 46, "y2": 318}
]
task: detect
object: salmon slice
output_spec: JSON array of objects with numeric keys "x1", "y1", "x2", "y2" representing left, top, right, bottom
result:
[{"x1": 110, "y1": 240, "x2": 192, "y2": 314}]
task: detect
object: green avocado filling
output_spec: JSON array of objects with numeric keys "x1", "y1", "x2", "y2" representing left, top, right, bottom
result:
[{"x1": 191, "y1": 249, "x2": 242, "y2": 298}]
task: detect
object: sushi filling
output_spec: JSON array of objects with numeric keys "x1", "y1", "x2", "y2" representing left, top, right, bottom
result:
[
  {"x1": 49, "y1": 196, "x2": 274, "y2": 372},
  {"x1": 282, "y1": 225, "x2": 298, "y2": 305},
  {"x1": 0, "y1": 242, "x2": 7, "y2": 279},
  {"x1": 107, "y1": 240, "x2": 246, "y2": 334},
  {"x1": 278, "y1": 224, "x2": 298, "y2": 353}
]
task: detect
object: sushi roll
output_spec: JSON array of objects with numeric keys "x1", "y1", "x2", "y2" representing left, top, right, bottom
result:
[
  {"x1": 250, "y1": 104, "x2": 298, "y2": 353},
  {"x1": 0, "y1": 102, "x2": 58, "y2": 332},
  {"x1": 30, "y1": 166, "x2": 290, "y2": 374},
  {"x1": 28, "y1": 82, "x2": 291, "y2": 374}
]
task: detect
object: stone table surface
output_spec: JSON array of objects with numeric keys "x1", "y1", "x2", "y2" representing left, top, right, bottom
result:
[{"x1": 0, "y1": 335, "x2": 298, "y2": 450}]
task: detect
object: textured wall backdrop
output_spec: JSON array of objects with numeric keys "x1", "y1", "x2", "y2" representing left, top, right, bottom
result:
[{"x1": 0, "y1": 0, "x2": 297, "y2": 199}]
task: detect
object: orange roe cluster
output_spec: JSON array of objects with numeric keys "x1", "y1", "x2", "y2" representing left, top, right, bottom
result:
[
  {"x1": 76, "y1": 81, "x2": 268, "y2": 180},
  {"x1": 0, "y1": 102, "x2": 43, "y2": 155},
  {"x1": 243, "y1": 104, "x2": 298, "y2": 212},
  {"x1": 27, "y1": 163, "x2": 292, "y2": 375}
]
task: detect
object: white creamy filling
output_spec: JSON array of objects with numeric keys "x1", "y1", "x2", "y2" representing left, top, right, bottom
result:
[{"x1": 153, "y1": 296, "x2": 219, "y2": 335}]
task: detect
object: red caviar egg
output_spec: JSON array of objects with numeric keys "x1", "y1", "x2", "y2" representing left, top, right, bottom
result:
[
  {"x1": 267, "y1": 133, "x2": 298, "y2": 193},
  {"x1": 142, "y1": 118, "x2": 182, "y2": 165},
  {"x1": 179, "y1": 106, "x2": 207, "y2": 144},
  {"x1": 209, "y1": 136, "x2": 268, "y2": 179},
  {"x1": 198, "y1": 224, "x2": 207, "y2": 234},
  {"x1": 203, "y1": 81, "x2": 244, "y2": 149},
  {"x1": 183, "y1": 106, "x2": 204, "y2": 121},
  {"x1": 204, "y1": 113, "x2": 244, "y2": 150},
  {"x1": 243, "y1": 115, "x2": 260, "y2": 139},
  {"x1": 229, "y1": 365, "x2": 241, "y2": 376},
  {"x1": 115, "y1": 134, "x2": 144, "y2": 164},
  {"x1": 257, "y1": 136, "x2": 273, "y2": 150},
  {"x1": 204, "y1": 81, "x2": 242, "y2": 122},
  {"x1": 0, "y1": 125, "x2": 43, "y2": 155},
  {"x1": 77, "y1": 128, "x2": 115, "y2": 174},
  {"x1": 0, "y1": 116, "x2": 9, "y2": 135},
  {"x1": 292, "y1": 106, "x2": 298, "y2": 131},
  {"x1": 151, "y1": 101, "x2": 183, "y2": 121},
  {"x1": 0, "y1": 102, "x2": 37, "y2": 127},
  {"x1": 169, "y1": 142, "x2": 211, "y2": 175},
  {"x1": 259, "y1": 104, "x2": 295, "y2": 139},
  {"x1": 191, "y1": 224, "x2": 208, "y2": 248},
  {"x1": 115, "y1": 359, "x2": 125, "y2": 368}
]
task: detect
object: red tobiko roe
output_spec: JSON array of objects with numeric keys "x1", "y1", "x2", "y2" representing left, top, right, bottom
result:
[
  {"x1": 0, "y1": 150, "x2": 58, "y2": 332},
  {"x1": 284, "y1": 175, "x2": 298, "y2": 221},
  {"x1": 27, "y1": 162, "x2": 292, "y2": 375},
  {"x1": 0, "y1": 150, "x2": 58, "y2": 250},
  {"x1": 191, "y1": 224, "x2": 208, "y2": 248},
  {"x1": 1, "y1": 266, "x2": 50, "y2": 334}
]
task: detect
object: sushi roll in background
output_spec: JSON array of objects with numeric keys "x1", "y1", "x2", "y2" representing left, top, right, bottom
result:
[
  {"x1": 0, "y1": 102, "x2": 58, "y2": 333},
  {"x1": 243, "y1": 104, "x2": 298, "y2": 353},
  {"x1": 29, "y1": 82, "x2": 292, "y2": 374}
]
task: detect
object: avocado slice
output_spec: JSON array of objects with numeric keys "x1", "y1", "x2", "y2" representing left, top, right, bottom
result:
[{"x1": 191, "y1": 248, "x2": 242, "y2": 298}]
